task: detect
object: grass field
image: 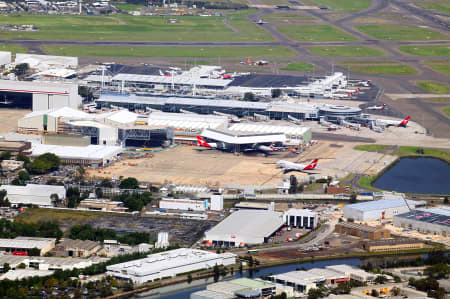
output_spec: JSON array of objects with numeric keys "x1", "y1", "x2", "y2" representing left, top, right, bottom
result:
[
  {"x1": 356, "y1": 24, "x2": 449, "y2": 40},
  {"x1": 358, "y1": 175, "x2": 381, "y2": 190},
  {"x1": 308, "y1": 46, "x2": 384, "y2": 57},
  {"x1": 0, "y1": 11, "x2": 271, "y2": 42},
  {"x1": 428, "y1": 64, "x2": 450, "y2": 76},
  {"x1": 15, "y1": 208, "x2": 103, "y2": 224},
  {"x1": 416, "y1": 81, "x2": 450, "y2": 94},
  {"x1": 278, "y1": 25, "x2": 356, "y2": 42},
  {"x1": 398, "y1": 45, "x2": 450, "y2": 56},
  {"x1": 354, "y1": 144, "x2": 391, "y2": 151},
  {"x1": 43, "y1": 45, "x2": 295, "y2": 58},
  {"x1": 0, "y1": 43, "x2": 27, "y2": 54},
  {"x1": 303, "y1": 0, "x2": 370, "y2": 12},
  {"x1": 337, "y1": 60, "x2": 397, "y2": 64},
  {"x1": 262, "y1": 13, "x2": 317, "y2": 23},
  {"x1": 355, "y1": 144, "x2": 450, "y2": 161},
  {"x1": 280, "y1": 62, "x2": 315, "y2": 71},
  {"x1": 444, "y1": 107, "x2": 450, "y2": 117},
  {"x1": 338, "y1": 63, "x2": 417, "y2": 75},
  {"x1": 116, "y1": 3, "x2": 143, "y2": 11},
  {"x1": 417, "y1": 2, "x2": 450, "y2": 14}
]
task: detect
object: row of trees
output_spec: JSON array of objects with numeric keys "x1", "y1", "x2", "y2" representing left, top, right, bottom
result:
[
  {"x1": 0, "y1": 218, "x2": 62, "y2": 240},
  {"x1": 69, "y1": 224, "x2": 155, "y2": 245}
]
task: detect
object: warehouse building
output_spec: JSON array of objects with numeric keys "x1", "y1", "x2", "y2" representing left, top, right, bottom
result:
[
  {"x1": 343, "y1": 199, "x2": 418, "y2": 221},
  {"x1": 204, "y1": 210, "x2": 285, "y2": 247},
  {"x1": 393, "y1": 208, "x2": 450, "y2": 237},
  {"x1": 0, "y1": 237, "x2": 56, "y2": 256},
  {"x1": 0, "y1": 79, "x2": 81, "y2": 111},
  {"x1": 269, "y1": 270, "x2": 324, "y2": 293},
  {"x1": 284, "y1": 209, "x2": 318, "y2": 229},
  {"x1": 0, "y1": 140, "x2": 31, "y2": 156},
  {"x1": 106, "y1": 248, "x2": 236, "y2": 285},
  {"x1": 335, "y1": 222, "x2": 391, "y2": 240},
  {"x1": 159, "y1": 198, "x2": 208, "y2": 211},
  {"x1": 0, "y1": 184, "x2": 65, "y2": 207},
  {"x1": 78, "y1": 198, "x2": 126, "y2": 212},
  {"x1": 325, "y1": 265, "x2": 376, "y2": 282},
  {"x1": 51, "y1": 239, "x2": 101, "y2": 257},
  {"x1": 29, "y1": 144, "x2": 123, "y2": 166},
  {"x1": 358, "y1": 238, "x2": 423, "y2": 252}
]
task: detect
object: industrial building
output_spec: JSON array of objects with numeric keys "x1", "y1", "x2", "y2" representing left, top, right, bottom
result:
[
  {"x1": 284, "y1": 209, "x2": 318, "y2": 229},
  {"x1": 0, "y1": 237, "x2": 56, "y2": 256},
  {"x1": 159, "y1": 198, "x2": 208, "y2": 211},
  {"x1": 0, "y1": 184, "x2": 65, "y2": 207},
  {"x1": 29, "y1": 144, "x2": 123, "y2": 166},
  {"x1": 106, "y1": 248, "x2": 236, "y2": 285},
  {"x1": 0, "y1": 160, "x2": 24, "y2": 171},
  {"x1": 0, "y1": 140, "x2": 31, "y2": 155},
  {"x1": 393, "y1": 208, "x2": 450, "y2": 237},
  {"x1": 0, "y1": 79, "x2": 81, "y2": 111},
  {"x1": 358, "y1": 238, "x2": 424, "y2": 252},
  {"x1": 50, "y1": 239, "x2": 101, "y2": 257},
  {"x1": 204, "y1": 210, "x2": 285, "y2": 247},
  {"x1": 269, "y1": 270, "x2": 325, "y2": 293},
  {"x1": 210, "y1": 193, "x2": 224, "y2": 211},
  {"x1": 335, "y1": 222, "x2": 391, "y2": 240},
  {"x1": 325, "y1": 265, "x2": 376, "y2": 282},
  {"x1": 78, "y1": 198, "x2": 127, "y2": 212},
  {"x1": 343, "y1": 199, "x2": 418, "y2": 221}
]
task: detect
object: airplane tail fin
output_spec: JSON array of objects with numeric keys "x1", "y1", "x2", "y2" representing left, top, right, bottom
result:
[
  {"x1": 399, "y1": 116, "x2": 410, "y2": 127},
  {"x1": 196, "y1": 136, "x2": 211, "y2": 147},
  {"x1": 304, "y1": 159, "x2": 318, "y2": 170}
]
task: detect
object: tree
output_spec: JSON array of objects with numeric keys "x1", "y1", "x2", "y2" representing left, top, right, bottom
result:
[
  {"x1": 0, "y1": 191, "x2": 9, "y2": 207},
  {"x1": 12, "y1": 63, "x2": 29, "y2": 76},
  {"x1": 0, "y1": 151, "x2": 11, "y2": 161},
  {"x1": 374, "y1": 275, "x2": 388, "y2": 284},
  {"x1": 424, "y1": 263, "x2": 450, "y2": 279},
  {"x1": 308, "y1": 288, "x2": 324, "y2": 299},
  {"x1": 29, "y1": 247, "x2": 41, "y2": 256},
  {"x1": 349, "y1": 192, "x2": 357, "y2": 203},
  {"x1": 391, "y1": 286, "x2": 401, "y2": 296},
  {"x1": 187, "y1": 273, "x2": 192, "y2": 284},
  {"x1": 119, "y1": 177, "x2": 139, "y2": 189},
  {"x1": 444, "y1": 196, "x2": 449, "y2": 204},
  {"x1": 95, "y1": 187, "x2": 103, "y2": 199},
  {"x1": 271, "y1": 88, "x2": 281, "y2": 98},
  {"x1": 371, "y1": 289, "x2": 379, "y2": 297},
  {"x1": 213, "y1": 264, "x2": 220, "y2": 282},
  {"x1": 16, "y1": 153, "x2": 30, "y2": 164},
  {"x1": 17, "y1": 263, "x2": 26, "y2": 269},
  {"x1": 243, "y1": 92, "x2": 255, "y2": 102},
  {"x1": 26, "y1": 153, "x2": 60, "y2": 174},
  {"x1": 18, "y1": 170, "x2": 30, "y2": 182},
  {"x1": 50, "y1": 193, "x2": 59, "y2": 206},
  {"x1": 2, "y1": 263, "x2": 10, "y2": 273},
  {"x1": 289, "y1": 175, "x2": 298, "y2": 194},
  {"x1": 428, "y1": 287, "x2": 446, "y2": 299}
]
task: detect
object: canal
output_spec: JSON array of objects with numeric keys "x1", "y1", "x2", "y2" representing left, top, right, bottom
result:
[{"x1": 373, "y1": 157, "x2": 450, "y2": 195}]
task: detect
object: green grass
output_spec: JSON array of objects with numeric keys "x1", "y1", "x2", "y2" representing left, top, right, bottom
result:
[
  {"x1": 424, "y1": 59, "x2": 450, "y2": 63},
  {"x1": 280, "y1": 62, "x2": 315, "y2": 71},
  {"x1": 358, "y1": 175, "x2": 381, "y2": 190},
  {"x1": 0, "y1": 44, "x2": 27, "y2": 54},
  {"x1": 417, "y1": 2, "x2": 450, "y2": 14},
  {"x1": 0, "y1": 11, "x2": 271, "y2": 42},
  {"x1": 262, "y1": 13, "x2": 317, "y2": 23},
  {"x1": 305, "y1": 0, "x2": 371, "y2": 12},
  {"x1": 278, "y1": 25, "x2": 356, "y2": 42},
  {"x1": 15, "y1": 208, "x2": 104, "y2": 223},
  {"x1": 308, "y1": 46, "x2": 384, "y2": 57},
  {"x1": 354, "y1": 144, "x2": 391, "y2": 151},
  {"x1": 416, "y1": 81, "x2": 450, "y2": 94},
  {"x1": 398, "y1": 45, "x2": 450, "y2": 56},
  {"x1": 444, "y1": 107, "x2": 450, "y2": 117},
  {"x1": 116, "y1": 4, "x2": 143, "y2": 11},
  {"x1": 356, "y1": 24, "x2": 449, "y2": 41},
  {"x1": 429, "y1": 64, "x2": 450, "y2": 76},
  {"x1": 338, "y1": 64, "x2": 417, "y2": 75},
  {"x1": 337, "y1": 60, "x2": 397, "y2": 64},
  {"x1": 43, "y1": 45, "x2": 295, "y2": 58}
]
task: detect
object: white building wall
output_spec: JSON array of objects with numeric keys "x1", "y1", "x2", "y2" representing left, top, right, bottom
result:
[
  {"x1": 0, "y1": 51, "x2": 11, "y2": 65},
  {"x1": 344, "y1": 206, "x2": 413, "y2": 221},
  {"x1": 210, "y1": 194, "x2": 223, "y2": 211},
  {"x1": 160, "y1": 199, "x2": 206, "y2": 211},
  {"x1": 99, "y1": 127, "x2": 118, "y2": 145}
]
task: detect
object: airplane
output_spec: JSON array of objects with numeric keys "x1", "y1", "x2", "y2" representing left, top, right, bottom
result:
[
  {"x1": 377, "y1": 116, "x2": 410, "y2": 127},
  {"x1": 0, "y1": 97, "x2": 12, "y2": 105},
  {"x1": 256, "y1": 19, "x2": 268, "y2": 25},
  {"x1": 276, "y1": 159, "x2": 319, "y2": 173},
  {"x1": 367, "y1": 104, "x2": 387, "y2": 110},
  {"x1": 357, "y1": 80, "x2": 371, "y2": 87},
  {"x1": 196, "y1": 136, "x2": 275, "y2": 154}
]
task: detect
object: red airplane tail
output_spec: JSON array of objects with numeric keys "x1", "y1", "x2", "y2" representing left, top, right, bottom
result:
[
  {"x1": 197, "y1": 136, "x2": 211, "y2": 148},
  {"x1": 399, "y1": 116, "x2": 410, "y2": 127},
  {"x1": 304, "y1": 159, "x2": 318, "y2": 170}
]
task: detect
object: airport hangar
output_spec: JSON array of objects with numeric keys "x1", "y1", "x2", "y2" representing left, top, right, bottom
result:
[
  {"x1": 343, "y1": 199, "x2": 420, "y2": 222},
  {"x1": 96, "y1": 93, "x2": 362, "y2": 123},
  {"x1": 393, "y1": 208, "x2": 450, "y2": 237}
]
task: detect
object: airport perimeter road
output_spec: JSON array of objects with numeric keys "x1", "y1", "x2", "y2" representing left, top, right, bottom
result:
[{"x1": 234, "y1": 217, "x2": 339, "y2": 254}]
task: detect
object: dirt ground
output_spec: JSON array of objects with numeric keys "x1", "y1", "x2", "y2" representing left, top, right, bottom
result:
[{"x1": 0, "y1": 109, "x2": 30, "y2": 134}]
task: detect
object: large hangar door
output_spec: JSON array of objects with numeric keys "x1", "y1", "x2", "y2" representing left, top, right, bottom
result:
[
  {"x1": 49, "y1": 94, "x2": 70, "y2": 109},
  {"x1": 32, "y1": 93, "x2": 49, "y2": 111}
]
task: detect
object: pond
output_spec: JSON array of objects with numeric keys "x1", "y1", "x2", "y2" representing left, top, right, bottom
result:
[{"x1": 372, "y1": 157, "x2": 450, "y2": 195}]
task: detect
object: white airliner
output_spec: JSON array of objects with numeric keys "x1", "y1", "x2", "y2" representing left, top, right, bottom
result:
[
  {"x1": 196, "y1": 136, "x2": 275, "y2": 153},
  {"x1": 256, "y1": 19, "x2": 268, "y2": 25},
  {"x1": 377, "y1": 116, "x2": 410, "y2": 127},
  {"x1": 276, "y1": 159, "x2": 319, "y2": 173},
  {"x1": 367, "y1": 104, "x2": 387, "y2": 110}
]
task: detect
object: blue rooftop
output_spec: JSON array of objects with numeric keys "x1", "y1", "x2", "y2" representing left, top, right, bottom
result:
[{"x1": 347, "y1": 199, "x2": 416, "y2": 211}]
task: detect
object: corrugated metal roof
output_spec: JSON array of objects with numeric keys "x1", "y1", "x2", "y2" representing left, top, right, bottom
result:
[
  {"x1": 346, "y1": 199, "x2": 417, "y2": 212},
  {"x1": 30, "y1": 144, "x2": 123, "y2": 160},
  {"x1": 202, "y1": 128, "x2": 286, "y2": 144}
]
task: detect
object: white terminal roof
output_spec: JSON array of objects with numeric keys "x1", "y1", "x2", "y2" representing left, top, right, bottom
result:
[
  {"x1": 228, "y1": 124, "x2": 310, "y2": 136},
  {"x1": 202, "y1": 128, "x2": 286, "y2": 144},
  {"x1": 0, "y1": 184, "x2": 65, "y2": 197},
  {"x1": 22, "y1": 106, "x2": 90, "y2": 119},
  {"x1": 112, "y1": 73, "x2": 232, "y2": 87},
  {"x1": 0, "y1": 269, "x2": 54, "y2": 280},
  {"x1": 0, "y1": 237, "x2": 55, "y2": 249},
  {"x1": 147, "y1": 112, "x2": 228, "y2": 130},
  {"x1": 206, "y1": 210, "x2": 285, "y2": 239},
  {"x1": 107, "y1": 248, "x2": 235, "y2": 276},
  {"x1": 30, "y1": 144, "x2": 123, "y2": 161},
  {"x1": 346, "y1": 199, "x2": 418, "y2": 212},
  {"x1": 105, "y1": 110, "x2": 139, "y2": 124}
]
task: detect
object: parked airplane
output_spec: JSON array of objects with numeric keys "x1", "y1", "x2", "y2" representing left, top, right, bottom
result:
[
  {"x1": 377, "y1": 116, "x2": 410, "y2": 127},
  {"x1": 196, "y1": 136, "x2": 275, "y2": 154},
  {"x1": 0, "y1": 97, "x2": 12, "y2": 105},
  {"x1": 367, "y1": 104, "x2": 387, "y2": 110},
  {"x1": 256, "y1": 19, "x2": 268, "y2": 25},
  {"x1": 276, "y1": 159, "x2": 319, "y2": 173}
]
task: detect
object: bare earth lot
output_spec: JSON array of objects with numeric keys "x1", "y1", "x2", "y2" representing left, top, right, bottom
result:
[{"x1": 0, "y1": 109, "x2": 30, "y2": 134}]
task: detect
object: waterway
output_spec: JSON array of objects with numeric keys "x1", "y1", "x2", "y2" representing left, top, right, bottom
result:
[
  {"x1": 373, "y1": 157, "x2": 450, "y2": 195},
  {"x1": 134, "y1": 254, "x2": 424, "y2": 298}
]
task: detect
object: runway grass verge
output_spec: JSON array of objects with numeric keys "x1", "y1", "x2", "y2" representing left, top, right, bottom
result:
[
  {"x1": 337, "y1": 62, "x2": 417, "y2": 75},
  {"x1": 354, "y1": 144, "x2": 391, "y2": 151},
  {"x1": 42, "y1": 45, "x2": 295, "y2": 58},
  {"x1": 0, "y1": 11, "x2": 271, "y2": 42},
  {"x1": 416, "y1": 81, "x2": 450, "y2": 94},
  {"x1": 280, "y1": 62, "x2": 315, "y2": 71},
  {"x1": 308, "y1": 46, "x2": 384, "y2": 57},
  {"x1": 0, "y1": 44, "x2": 27, "y2": 54},
  {"x1": 354, "y1": 144, "x2": 450, "y2": 162},
  {"x1": 356, "y1": 24, "x2": 449, "y2": 41},
  {"x1": 398, "y1": 45, "x2": 450, "y2": 56},
  {"x1": 262, "y1": 13, "x2": 317, "y2": 24},
  {"x1": 428, "y1": 64, "x2": 450, "y2": 76},
  {"x1": 444, "y1": 107, "x2": 450, "y2": 117},
  {"x1": 302, "y1": 0, "x2": 370, "y2": 12},
  {"x1": 116, "y1": 4, "x2": 143, "y2": 11},
  {"x1": 278, "y1": 25, "x2": 356, "y2": 42},
  {"x1": 417, "y1": 2, "x2": 450, "y2": 14}
]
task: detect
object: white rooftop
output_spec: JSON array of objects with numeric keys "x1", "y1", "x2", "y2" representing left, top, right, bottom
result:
[
  {"x1": 112, "y1": 73, "x2": 232, "y2": 87},
  {"x1": 0, "y1": 237, "x2": 55, "y2": 249},
  {"x1": 229, "y1": 123, "x2": 310, "y2": 136},
  {"x1": 202, "y1": 128, "x2": 286, "y2": 144},
  {"x1": 0, "y1": 269, "x2": 54, "y2": 280},
  {"x1": 30, "y1": 144, "x2": 123, "y2": 161},
  {"x1": 22, "y1": 106, "x2": 90, "y2": 119},
  {"x1": 0, "y1": 184, "x2": 65, "y2": 198}
]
